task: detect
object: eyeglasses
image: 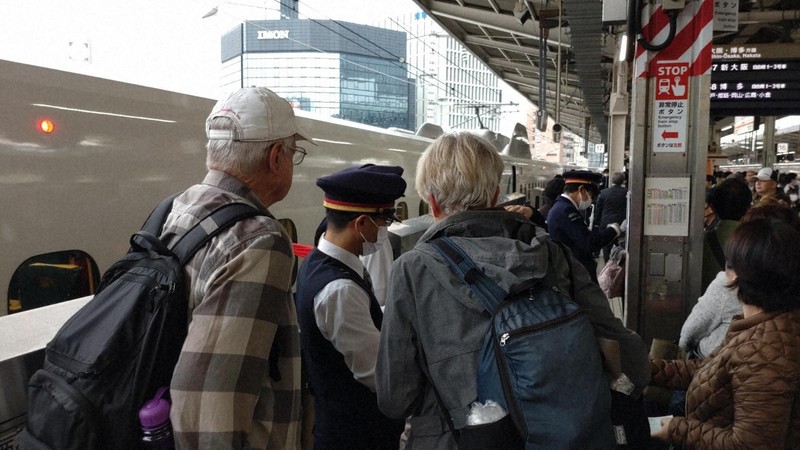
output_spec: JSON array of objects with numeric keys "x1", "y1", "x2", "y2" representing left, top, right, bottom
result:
[
  {"x1": 376, "y1": 216, "x2": 396, "y2": 226},
  {"x1": 287, "y1": 146, "x2": 306, "y2": 165},
  {"x1": 368, "y1": 215, "x2": 395, "y2": 227}
]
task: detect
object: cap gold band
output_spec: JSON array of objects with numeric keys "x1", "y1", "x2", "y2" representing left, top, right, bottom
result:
[
  {"x1": 564, "y1": 178, "x2": 594, "y2": 184},
  {"x1": 323, "y1": 198, "x2": 395, "y2": 214}
]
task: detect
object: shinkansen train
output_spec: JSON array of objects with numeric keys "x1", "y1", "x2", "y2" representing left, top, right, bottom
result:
[
  {"x1": 719, "y1": 162, "x2": 800, "y2": 174},
  {"x1": 0, "y1": 58, "x2": 569, "y2": 444},
  {"x1": 0, "y1": 59, "x2": 566, "y2": 318}
]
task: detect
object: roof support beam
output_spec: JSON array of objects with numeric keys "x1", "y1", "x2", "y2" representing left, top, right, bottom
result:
[
  {"x1": 487, "y1": 57, "x2": 579, "y2": 84},
  {"x1": 503, "y1": 72, "x2": 582, "y2": 98},
  {"x1": 424, "y1": 0, "x2": 571, "y2": 48},
  {"x1": 464, "y1": 35, "x2": 562, "y2": 60}
]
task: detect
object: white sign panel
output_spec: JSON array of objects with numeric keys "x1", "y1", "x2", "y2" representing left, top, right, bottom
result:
[
  {"x1": 652, "y1": 61, "x2": 689, "y2": 153},
  {"x1": 644, "y1": 177, "x2": 691, "y2": 237},
  {"x1": 714, "y1": 0, "x2": 738, "y2": 32}
]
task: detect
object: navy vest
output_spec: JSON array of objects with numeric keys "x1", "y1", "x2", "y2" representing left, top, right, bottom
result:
[{"x1": 295, "y1": 248, "x2": 403, "y2": 449}]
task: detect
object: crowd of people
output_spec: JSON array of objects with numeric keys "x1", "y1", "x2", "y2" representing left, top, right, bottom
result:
[{"x1": 157, "y1": 86, "x2": 799, "y2": 449}]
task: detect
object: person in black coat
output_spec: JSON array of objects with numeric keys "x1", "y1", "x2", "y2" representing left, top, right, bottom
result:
[{"x1": 595, "y1": 172, "x2": 628, "y2": 262}]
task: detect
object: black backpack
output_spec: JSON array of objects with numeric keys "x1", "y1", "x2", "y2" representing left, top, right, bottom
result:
[
  {"x1": 429, "y1": 236, "x2": 613, "y2": 449},
  {"x1": 17, "y1": 195, "x2": 261, "y2": 450}
]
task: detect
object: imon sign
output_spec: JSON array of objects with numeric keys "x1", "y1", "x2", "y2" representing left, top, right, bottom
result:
[{"x1": 653, "y1": 61, "x2": 689, "y2": 153}]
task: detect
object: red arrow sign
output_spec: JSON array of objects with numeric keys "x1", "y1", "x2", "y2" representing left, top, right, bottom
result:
[{"x1": 662, "y1": 130, "x2": 679, "y2": 139}]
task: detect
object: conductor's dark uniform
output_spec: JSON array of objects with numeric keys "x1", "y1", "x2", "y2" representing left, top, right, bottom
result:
[{"x1": 547, "y1": 171, "x2": 620, "y2": 283}]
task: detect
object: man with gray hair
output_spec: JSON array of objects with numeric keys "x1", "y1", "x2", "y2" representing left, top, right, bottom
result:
[
  {"x1": 164, "y1": 87, "x2": 313, "y2": 449},
  {"x1": 376, "y1": 132, "x2": 649, "y2": 449}
]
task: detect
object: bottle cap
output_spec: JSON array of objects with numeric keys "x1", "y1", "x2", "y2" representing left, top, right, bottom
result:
[{"x1": 139, "y1": 387, "x2": 171, "y2": 428}]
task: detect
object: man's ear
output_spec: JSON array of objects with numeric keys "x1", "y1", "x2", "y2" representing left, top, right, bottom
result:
[
  {"x1": 351, "y1": 214, "x2": 368, "y2": 234},
  {"x1": 266, "y1": 142, "x2": 282, "y2": 172},
  {"x1": 428, "y1": 194, "x2": 442, "y2": 218}
]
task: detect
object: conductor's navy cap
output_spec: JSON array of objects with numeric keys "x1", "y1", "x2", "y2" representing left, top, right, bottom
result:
[
  {"x1": 563, "y1": 170, "x2": 602, "y2": 185},
  {"x1": 317, "y1": 164, "x2": 406, "y2": 221}
]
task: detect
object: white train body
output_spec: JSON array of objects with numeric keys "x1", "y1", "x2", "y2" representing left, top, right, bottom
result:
[{"x1": 0, "y1": 59, "x2": 564, "y2": 317}]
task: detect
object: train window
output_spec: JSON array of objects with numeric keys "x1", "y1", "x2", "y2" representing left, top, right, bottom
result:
[
  {"x1": 8, "y1": 250, "x2": 100, "y2": 314},
  {"x1": 419, "y1": 200, "x2": 430, "y2": 216},
  {"x1": 396, "y1": 201, "x2": 408, "y2": 221},
  {"x1": 278, "y1": 218, "x2": 299, "y2": 286}
]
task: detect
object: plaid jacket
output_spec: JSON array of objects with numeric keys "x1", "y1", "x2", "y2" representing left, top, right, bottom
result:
[{"x1": 163, "y1": 171, "x2": 301, "y2": 449}]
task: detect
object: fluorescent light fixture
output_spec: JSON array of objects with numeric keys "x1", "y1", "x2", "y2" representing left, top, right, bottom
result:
[{"x1": 618, "y1": 34, "x2": 629, "y2": 62}]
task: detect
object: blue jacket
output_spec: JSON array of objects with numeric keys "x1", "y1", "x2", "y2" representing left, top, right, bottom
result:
[{"x1": 548, "y1": 195, "x2": 618, "y2": 282}]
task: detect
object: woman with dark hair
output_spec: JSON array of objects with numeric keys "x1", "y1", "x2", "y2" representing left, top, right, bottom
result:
[
  {"x1": 651, "y1": 218, "x2": 800, "y2": 448},
  {"x1": 700, "y1": 177, "x2": 751, "y2": 293}
]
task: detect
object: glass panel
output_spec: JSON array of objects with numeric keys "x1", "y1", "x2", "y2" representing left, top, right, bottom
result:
[
  {"x1": 396, "y1": 201, "x2": 408, "y2": 221},
  {"x1": 8, "y1": 250, "x2": 100, "y2": 313}
]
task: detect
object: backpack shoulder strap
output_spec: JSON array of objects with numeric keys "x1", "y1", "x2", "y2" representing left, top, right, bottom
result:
[
  {"x1": 547, "y1": 239, "x2": 576, "y2": 298},
  {"x1": 706, "y1": 229, "x2": 726, "y2": 271},
  {"x1": 140, "y1": 193, "x2": 180, "y2": 236},
  {"x1": 429, "y1": 236, "x2": 507, "y2": 313},
  {"x1": 170, "y1": 203, "x2": 263, "y2": 266}
]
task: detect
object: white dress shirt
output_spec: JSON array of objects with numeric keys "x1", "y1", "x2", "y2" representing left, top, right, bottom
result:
[{"x1": 314, "y1": 235, "x2": 381, "y2": 391}]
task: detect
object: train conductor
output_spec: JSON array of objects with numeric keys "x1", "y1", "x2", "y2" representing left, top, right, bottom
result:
[
  {"x1": 547, "y1": 170, "x2": 623, "y2": 283},
  {"x1": 295, "y1": 164, "x2": 406, "y2": 449}
]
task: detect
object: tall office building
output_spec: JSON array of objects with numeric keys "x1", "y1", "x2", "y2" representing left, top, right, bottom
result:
[
  {"x1": 220, "y1": 19, "x2": 414, "y2": 130},
  {"x1": 378, "y1": 11, "x2": 504, "y2": 133}
]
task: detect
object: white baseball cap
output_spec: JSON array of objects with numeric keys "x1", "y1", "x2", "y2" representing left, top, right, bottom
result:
[
  {"x1": 753, "y1": 167, "x2": 774, "y2": 181},
  {"x1": 206, "y1": 87, "x2": 315, "y2": 145}
]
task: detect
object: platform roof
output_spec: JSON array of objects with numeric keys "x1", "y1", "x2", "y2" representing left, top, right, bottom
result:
[{"x1": 412, "y1": 0, "x2": 800, "y2": 144}]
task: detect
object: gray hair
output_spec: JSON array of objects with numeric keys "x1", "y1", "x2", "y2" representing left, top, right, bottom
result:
[
  {"x1": 416, "y1": 131, "x2": 504, "y2": 216},
  {"x1": 611, "y1": 172, "x2": 626, "y2": 186},
  {"x1": 205, "y1": 117, "x2": 290, "y2": 177}
]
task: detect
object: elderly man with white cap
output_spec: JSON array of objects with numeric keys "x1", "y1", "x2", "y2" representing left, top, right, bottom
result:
[
  {"x1": 752, "y1": 167, "x2": 789, "y2": 207},
  {"x1": 162, "y1": 87, "x2": 314, "y2": 449}
]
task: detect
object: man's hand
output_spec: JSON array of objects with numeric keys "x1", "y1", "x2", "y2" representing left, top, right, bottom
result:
[
  {"x1": 504, "y1": 204, "x2": 533, "y2": 219},
  {"x1": 650, "y1": 416, "x2": 672, "y2": 441}
]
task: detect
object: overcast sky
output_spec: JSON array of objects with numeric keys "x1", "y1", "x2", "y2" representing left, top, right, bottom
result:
[{"x1": 0, "y1": 0, "x2": 422, "y2": 97}]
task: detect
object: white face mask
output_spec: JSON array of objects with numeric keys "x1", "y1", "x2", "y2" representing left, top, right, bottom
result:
[
  {"x1": 578, "y1": 191, "x2": 592, "y2": 211},
  {"x1": 361, "y1": 217, "x2": 388, "y2": 256},
  {"x1": 791, "y1": 194, "x2": 798, "y2": 202}
]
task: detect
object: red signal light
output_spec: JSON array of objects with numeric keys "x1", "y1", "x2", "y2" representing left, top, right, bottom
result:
[{"x1": 39, "y1": 119, "x2": 55, "y2": 134}]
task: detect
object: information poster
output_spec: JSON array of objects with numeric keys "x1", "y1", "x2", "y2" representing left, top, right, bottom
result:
[{"x1": 644, "y1": 177, "x2": 691, "y2": 236}]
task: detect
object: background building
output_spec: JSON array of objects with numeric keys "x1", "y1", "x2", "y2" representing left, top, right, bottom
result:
[
  {"x1": 220, "y1": 19, "x2": 414, "y2": 130},
  {"x1": 379, "y1": 11, "x2": 504, "y2": 134},
  {"x1": 217, "y1": 7, "x2": 600, "y2": 166}
]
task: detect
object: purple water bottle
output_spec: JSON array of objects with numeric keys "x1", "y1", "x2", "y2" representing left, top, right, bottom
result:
[{"x1": 139, "y1": 387, "x2": 175, "y2": 450}]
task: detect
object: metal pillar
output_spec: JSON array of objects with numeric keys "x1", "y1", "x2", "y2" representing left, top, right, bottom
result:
[
  {"x1": 608, "y1": 57, "x2": 629, "y2": 175},
  {"x1": 763, "y1": 116, "x2": 776, "y2": 167},
  {"x1": 625, "y1": 0, "x2": 712, "y2": 343}
]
